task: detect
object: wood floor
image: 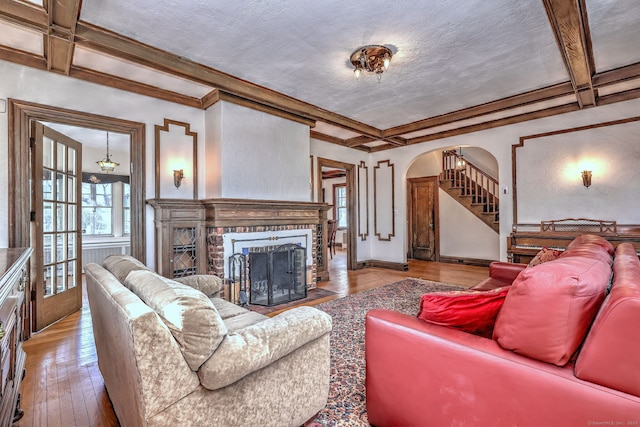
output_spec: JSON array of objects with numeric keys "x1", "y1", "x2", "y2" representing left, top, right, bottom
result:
[{"x1": 16, "y1": 251, "x2": 488, "y2": 427}]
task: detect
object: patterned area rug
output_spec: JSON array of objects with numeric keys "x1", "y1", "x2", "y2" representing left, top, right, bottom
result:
[{"x1": 309, "y1": 278, "x2": 464, "y2": 426}]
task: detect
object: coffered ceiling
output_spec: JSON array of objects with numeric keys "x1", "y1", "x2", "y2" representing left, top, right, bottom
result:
[{"x1": 1, "y1": 0, "x2": 640, "y2": 152}]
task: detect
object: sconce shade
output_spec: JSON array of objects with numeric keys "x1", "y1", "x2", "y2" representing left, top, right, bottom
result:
[
  {"x1": 582, "y1": 170, "x2": 592, "y2": 188},
  {"x1": 173, "y1": 169, "x2": 185, "y2": 188}
]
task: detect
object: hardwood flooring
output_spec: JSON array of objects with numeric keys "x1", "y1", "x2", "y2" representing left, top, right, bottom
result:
[{"x1": 16, "y1": 251, "x2": 488, "y2": 426}]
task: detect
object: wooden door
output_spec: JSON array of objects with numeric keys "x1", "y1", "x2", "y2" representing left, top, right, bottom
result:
[
  {"x1": 408, "y1": 177, "x2": 439, "y2": 261},
  {"x1": 31, "y1": 123, "x2": 83, "y2": 331}
]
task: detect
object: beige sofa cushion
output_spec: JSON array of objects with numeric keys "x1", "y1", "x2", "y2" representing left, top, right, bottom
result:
[
  {"x1": 174, "y1": 274, "x2": 223, "y2": 298},
  {"x1": 103, "y1": 254, "x2": 150, "y2": 283},
  {"x1": 125, "y1": 270, "x2": 228, "y2": 371},
  {"x1": 198, "y1": 306, "x2": 332, "y2": 390}
]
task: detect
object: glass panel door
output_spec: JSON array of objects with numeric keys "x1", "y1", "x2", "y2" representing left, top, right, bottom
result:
[{"x1": 32, "y1": 123, "x2": 82, "y2": 330}]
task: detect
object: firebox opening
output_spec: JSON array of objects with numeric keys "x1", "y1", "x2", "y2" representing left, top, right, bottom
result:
[{"x1": 249, "y1": 243, "x2": 307, "y2": 306}]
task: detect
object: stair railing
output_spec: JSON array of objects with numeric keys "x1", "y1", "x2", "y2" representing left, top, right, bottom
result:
[{"x1": 442, "y1": 150, "x2": 499, "y2": 214}]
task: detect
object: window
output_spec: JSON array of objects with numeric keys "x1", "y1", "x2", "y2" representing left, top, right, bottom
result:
[
  {"x1": 123, "y1": 183, "x2": 131, "y2": 235},
  {"x1": 81, "y1": 180, "x2": 132, "y2": 237},
  {"x1": 334, "y1": 184, "x2": 347, "y2": 228},
  {"x1": 82, "y1": 182, "x2": 113, "y2": 235}
]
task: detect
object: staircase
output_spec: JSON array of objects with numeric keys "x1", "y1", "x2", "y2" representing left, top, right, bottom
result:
[{"x1": 440, "y1": 150, "x2": 500, "y2": 233}]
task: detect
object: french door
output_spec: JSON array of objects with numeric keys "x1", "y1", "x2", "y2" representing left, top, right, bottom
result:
[{"x1": 31, "y1": 123, "x2": 83, "y2": 331}]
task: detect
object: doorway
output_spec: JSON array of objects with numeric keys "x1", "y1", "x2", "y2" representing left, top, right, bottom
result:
[
  {"x1": 316, "y1": 157, "x2": 357, "y2": 271},
  {"x1": 8, "y1": 99, "x2": 145, "y2": 334},
  {"x1": 407, "y1": 176, "x2": 439, "y2": 261}
]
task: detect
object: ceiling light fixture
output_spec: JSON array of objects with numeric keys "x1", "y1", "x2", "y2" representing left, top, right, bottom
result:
[
  {"x1": 96, "y1": 131, "x2": 119, "y2": 173},
  {"x1": 351, "y1": 45, "x2": 392, "y2": 82}
]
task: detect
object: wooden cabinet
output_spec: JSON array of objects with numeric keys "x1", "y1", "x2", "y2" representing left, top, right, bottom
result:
[
  {"x1": 0, "y1": 248, "x2": 31, "y2": 427},
  {"x1": 147, "y1": 200, "x2": 206, "y2": 278}
]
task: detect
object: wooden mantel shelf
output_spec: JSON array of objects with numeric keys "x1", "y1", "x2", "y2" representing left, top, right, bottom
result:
[{"x1": 147, "y1": 198, "x2": 331, "y2": 227}]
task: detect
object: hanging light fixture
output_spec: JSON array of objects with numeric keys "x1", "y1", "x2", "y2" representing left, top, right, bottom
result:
[
  {"x1": 456, "y1": 147, "x2": 466, "y2": 169},
  {"x1": 96, "y1": 131, "x2": 119, "y2": 173},
  {"x1": 350, "y1": 45, "x2": 393, "y2": 82}
]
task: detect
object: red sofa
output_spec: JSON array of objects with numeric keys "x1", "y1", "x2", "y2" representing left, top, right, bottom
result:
[{"x1": 366, "y1": 236, "x2": 640, "y2": 426}]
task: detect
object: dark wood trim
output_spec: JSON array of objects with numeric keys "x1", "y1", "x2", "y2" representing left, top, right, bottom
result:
[
  {"x1": 407, "y1": 103, "x2": 580, "y2": 145},
  {"x1": 8, "y1": 99, "x2": 145, "y2": 334},
  {"x1": 7, "y1": 99, "x2": 146, "y2": 260},
  {"x1": 357, "y1": 161, "x2": 369, "y2": 241},
  {"x1": 69, "y1": 66, "x2": 203, "y2": 108},
  {"x1": 511, "y1": 114, "x2": 640, "y2": 224},
  {"x1": 46, "y1": 0, "x2": 81, "y2": 75},
  {"x1": 364, "y1": 260, "x2": 409, "y2": 271},
  {"x1": 0, "y1": 0, "x2": 47, "y2": 32},
  {"x1": 437, "y1": 256, "x2": 494, "y2": 268},
  {"x1": 154, "y1": 118, "x2": 198, "y2": 199},
  {"x1": 542, "y1": 0, "x2": 596, "y2": 107},
  {"x1": 317, "y1": 157, "x2": 358, "y2": 270},
  {"x1": 217, "y1": 91, "x2": 316, "y2": 127},
  {"x1": 384, "y1": 82, "x2": 575, "y2": 137},
  {"x1": 0, "y1": 45, "x2": 47, "y2": 70},
  {"x1": 3, "y1": 2, "x2": 640, "y2": 153},
  {"x1": 73, "y1": 22, "x2": 382, "y2": 138}
]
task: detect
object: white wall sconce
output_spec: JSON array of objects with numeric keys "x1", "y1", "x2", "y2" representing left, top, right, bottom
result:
[
  {"x1": 581, "y1": 170, "x2": 592, "y2": 188},
  {"x1": 173, "y1": 169, "x2": 185, "y2": 188}
]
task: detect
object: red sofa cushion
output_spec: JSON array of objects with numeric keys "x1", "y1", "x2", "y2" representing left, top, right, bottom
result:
[
  {"x1": 493, "y1": 255, "x2": 610, "y2": 366},
  {"x1": 417, "y1": 286, "x2": 510, "y2": 337},
  {"x1": 566, "y1": 234, "x2": 615, "y2": 255}
]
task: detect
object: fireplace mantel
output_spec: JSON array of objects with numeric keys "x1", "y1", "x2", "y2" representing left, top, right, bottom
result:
[
  {"x1": 202, "y1": 198, "x2": 330, "y2": 227},
  {"x1": 147, "y1": 198, "x2": 332, "y2": 283}
]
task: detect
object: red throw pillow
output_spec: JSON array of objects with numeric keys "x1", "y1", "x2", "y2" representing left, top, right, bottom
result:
[
  {"x1": 527, "y1": 246, "x2": 562, "y2": 268},
  {"x1": 417, "y1": 286, "x2": 511, "y2": 338}
]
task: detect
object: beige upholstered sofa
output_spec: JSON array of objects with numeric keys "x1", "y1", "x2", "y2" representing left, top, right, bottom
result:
[{"x1": 85, "y1": 255, "x2": 332, "y2": 427}]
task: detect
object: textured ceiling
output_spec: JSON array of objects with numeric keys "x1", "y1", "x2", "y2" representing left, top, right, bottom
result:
[
  {"x1": 79, "y1": 0, "x2": 570, "y2": 129},
  {"x1": 3, "y1": 0, "x2": 640, "y2": 150}
]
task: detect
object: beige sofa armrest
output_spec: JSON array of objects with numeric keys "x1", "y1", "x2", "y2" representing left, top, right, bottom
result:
[
  {"x1": 173, "y1": 274, "x2": 223, "y2": 298},
  {"x1": 197, "y1": 306, "x2": 332, "y2": 390}
]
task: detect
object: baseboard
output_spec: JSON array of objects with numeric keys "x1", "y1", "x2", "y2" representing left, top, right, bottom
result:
[
  {"x1": 364, "y1": 259, "x2": 409, "y2": 271},
  {"x1": 438, "y1": 256, "x2": 494, "y2": 267}
]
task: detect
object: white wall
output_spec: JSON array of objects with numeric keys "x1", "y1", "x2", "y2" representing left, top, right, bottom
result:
[
  {"x1": 0, "y1": 60, "x2": 205, "y2": 267},
  {"x1": 211, "y1": 102, "x2": 311, "y2": 201}
]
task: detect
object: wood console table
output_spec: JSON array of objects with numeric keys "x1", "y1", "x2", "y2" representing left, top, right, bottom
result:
[
  {"x1": 0, "y1": 248, "x2": 31, "y2": 426},
  {"x1": 508, "y1": 219, "x2": 640, "y2": 263}
]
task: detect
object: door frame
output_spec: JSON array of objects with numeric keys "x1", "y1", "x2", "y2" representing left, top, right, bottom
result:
[
  {"x1": 316, "y1": 157, "x2": 358, "y2": 270},
  {"x1": 407, "y1": 176, "x2": 440, "y2": 261},
  {"x1": 8, "y1": 99, "x2": 146, "y2": 335}
]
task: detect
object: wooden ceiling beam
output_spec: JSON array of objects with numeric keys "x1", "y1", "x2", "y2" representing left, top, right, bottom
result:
[
  {"x1": 216, "y1": 91, "x2": 317, "y2": 128},
  {"x1": 73, "y1": 21, "x2": 383, "y2": 139},
  {"x1": 407, "y1": 103, "x2": 580, "y2": 145},
  {"x1": 543, "y1": 0, "x2": 596, "y2": 108},
  {"x1": 310, "y1": 131, "x2": 371, "y2": 152},
  {"x1": 0, "y1": 0, "x2": 47, "y2": 31},
  {"x1": 383, "y1": 82, "x2": 575, "y2": 137},
  {"x1": 593, "y1": 61, "x2": 640, "y2": 88},
  {"x1": 0, "y1": 44, "x2": 46, "y2": 70},
  {"x1": 44, "y1": 0, "x2": 81, "y2": 75},
  {"x1": 68, "y1": 66, "x2": 203, "y2": 108}
]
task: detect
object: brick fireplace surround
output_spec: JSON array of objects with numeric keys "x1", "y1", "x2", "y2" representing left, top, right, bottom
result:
[{"x1": 149, "y1": 198, "x2": 331, "y2": 287}]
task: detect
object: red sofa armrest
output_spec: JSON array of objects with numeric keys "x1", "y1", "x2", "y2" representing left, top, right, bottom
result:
[
  {"x1": 470, "y1": 262, "x2": 526, "y2": 291},
  {"x1": 365, "y1": 309, "x2": 640, "y2": 427},
  {"x1": 489, "y1": 261, "x2": 526, "y2": 282}
]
